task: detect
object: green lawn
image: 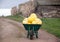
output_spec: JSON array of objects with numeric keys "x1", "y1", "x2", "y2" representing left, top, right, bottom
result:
[
  {"x1": 6, "y1": 15, "x2": 60, "y2": 38},
  {"x1": 6, "y1": 15, "x2": 24, "y2": 22},
  {"x1": 41, "y1": 18, "x2": 60, "y2": 38}
]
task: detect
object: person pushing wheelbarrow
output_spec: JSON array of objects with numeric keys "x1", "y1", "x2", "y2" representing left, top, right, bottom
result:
[{"x1": 22, "y1": 13, "x2": 42, "y2": 40}]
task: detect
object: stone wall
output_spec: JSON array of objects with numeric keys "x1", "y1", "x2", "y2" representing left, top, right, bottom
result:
[
  {"x1": 11, "y1": 0, "x2": 60, "y2": 18},
  {"x1": 35, "y1": 0, "x2": 60, "y2": 5},
  {"x1": 18, "y1": 1, "x2": 37, "y2": 17},
  {"x1": 35, "y1": 5, "x2": 60, "y2": 18},
  {"x1": 11, "y1": 6, "x2": 18, "y2": 15}
]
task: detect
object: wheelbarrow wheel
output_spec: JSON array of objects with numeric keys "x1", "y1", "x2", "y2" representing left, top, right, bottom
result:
[{"x1": 30, "y1": 35, "x2": 33, "y2": 40}]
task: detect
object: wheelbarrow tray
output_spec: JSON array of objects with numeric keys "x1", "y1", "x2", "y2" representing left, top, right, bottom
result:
[{"x1": 23, "y1": 24, "x2": 41, "y2": 31}]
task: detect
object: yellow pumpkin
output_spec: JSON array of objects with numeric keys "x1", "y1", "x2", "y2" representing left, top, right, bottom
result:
[
  {"x1": 28, "y1": 13, "x2": 37, "y2": 23},
  {"x1": 22, "y1": 18, "x2": 28, "y2": 24},
  {"x1": 30, "y1": 13, "x2": 37, "y2": 18},
  {"x1": 32, "y1": 21, "x2": 37, "y2": 24},
  {"x1": 35, "y1": 18, "x2": 42, "y2": 24}
]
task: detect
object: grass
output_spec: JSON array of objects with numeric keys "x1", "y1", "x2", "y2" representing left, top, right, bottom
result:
[
  {"x1": 41, "y1": 18, "x2": 60, "y2": 38},
  {"x1": 6, "y1": 15, "x2": 24, "y2": 22},
  {"x1": 6, "y1": 15, "x2": 60, "y2": 38}
]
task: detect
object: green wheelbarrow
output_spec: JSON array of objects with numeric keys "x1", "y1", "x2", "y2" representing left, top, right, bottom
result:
[{"x1": 23, "y1": 24, "x2": 41, "y2": 40}]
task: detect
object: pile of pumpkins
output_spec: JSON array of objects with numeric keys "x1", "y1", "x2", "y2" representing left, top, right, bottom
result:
[{"x1": 22, "y1": 13, "x2": 42, "y2": 24}]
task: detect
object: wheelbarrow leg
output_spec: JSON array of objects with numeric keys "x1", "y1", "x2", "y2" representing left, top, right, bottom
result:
[
  {"x1": 27, "y1": 31, "x2": 29, "y2": 38},
  {"x1": 35, "y1": 31, "x2": 38, "y2": 38},
  {"x1": 30, "y1": 30, "x2": 34, "y2": 40},
  {"x1": 27, "y1": 27, "x2": 30, "y2": 38}
]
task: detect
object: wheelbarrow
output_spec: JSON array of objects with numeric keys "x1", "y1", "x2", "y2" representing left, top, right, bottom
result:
[{"x1": 23, "y1": 24, "x2": 41, "y2": 40}]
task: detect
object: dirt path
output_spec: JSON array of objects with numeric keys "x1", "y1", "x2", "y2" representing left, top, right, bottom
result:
[{"x1": 0, "y1": 18, "x2": 59, "y2": 42}]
